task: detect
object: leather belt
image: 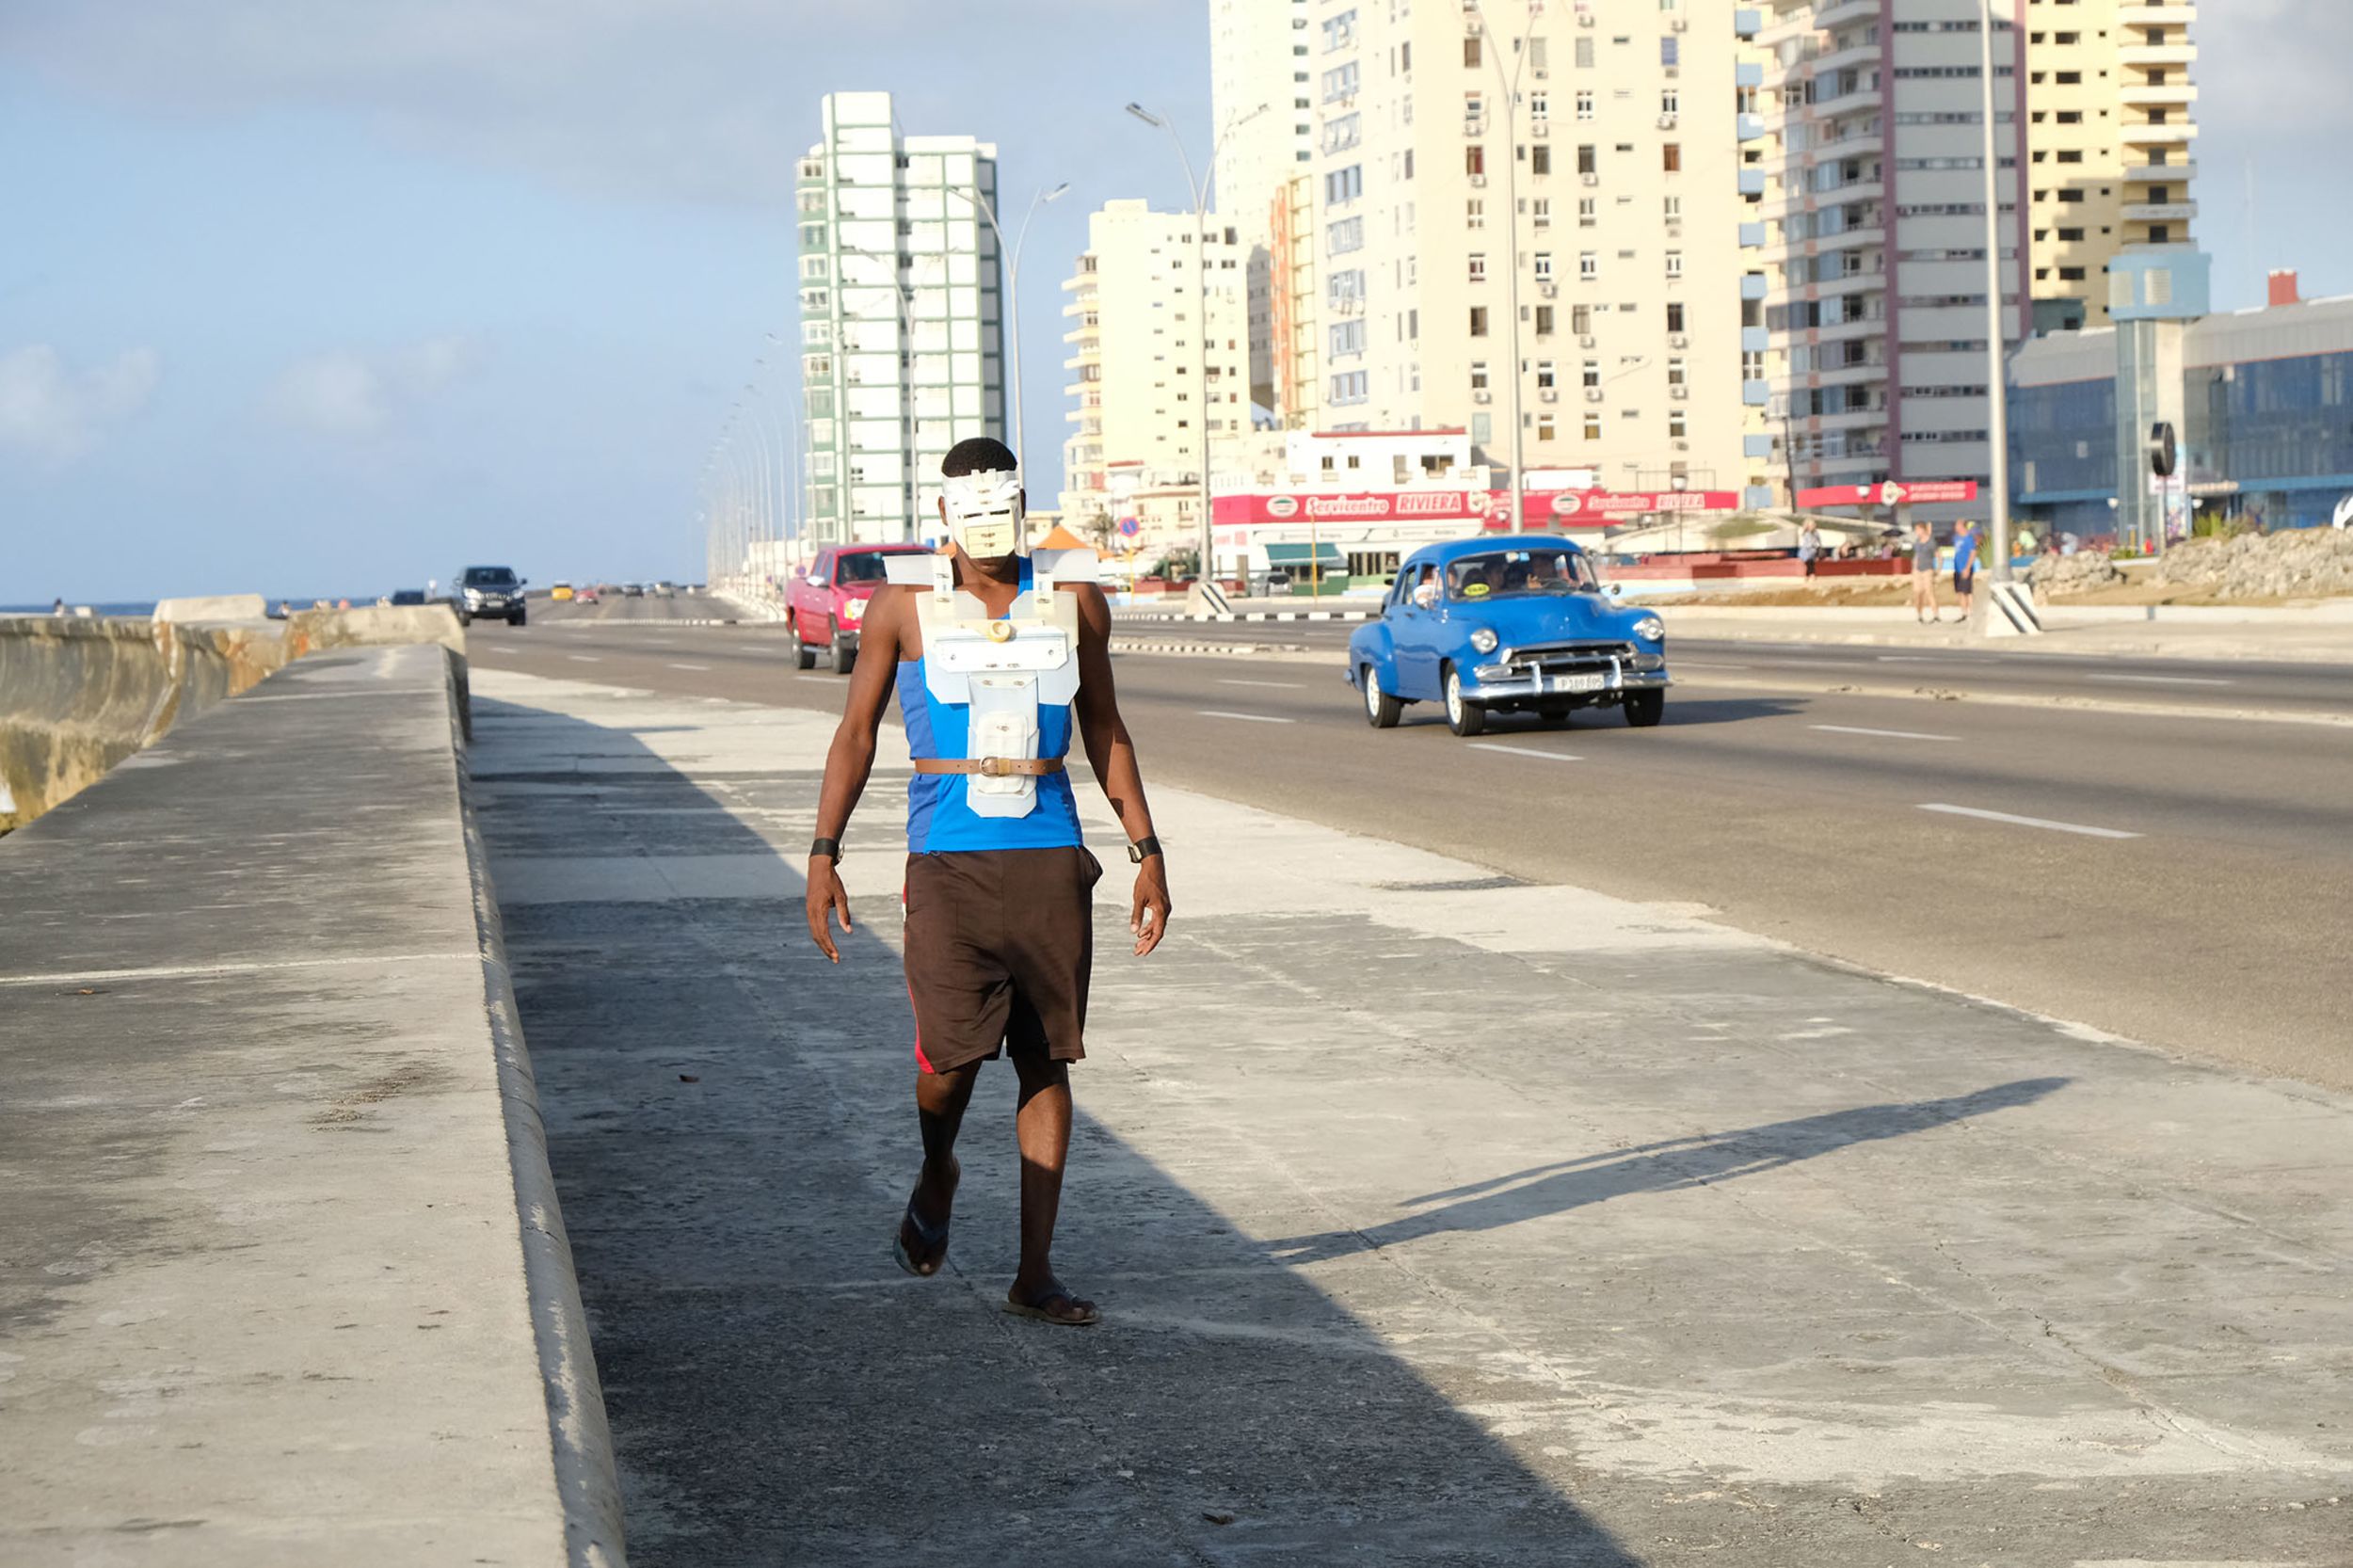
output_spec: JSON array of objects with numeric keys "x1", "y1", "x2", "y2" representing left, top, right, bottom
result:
[{"x1": 910, "y1": 756, "x2": 1066, "y2": 778}]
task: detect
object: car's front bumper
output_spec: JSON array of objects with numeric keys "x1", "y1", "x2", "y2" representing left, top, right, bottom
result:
[{"x1": 1465, "y1": 653, "x2": 1670, "y2": 706}]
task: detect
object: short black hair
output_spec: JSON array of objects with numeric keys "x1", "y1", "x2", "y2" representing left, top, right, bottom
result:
[{"x1": 940, "y1": 437, "x2": 1017, "y2": 477}]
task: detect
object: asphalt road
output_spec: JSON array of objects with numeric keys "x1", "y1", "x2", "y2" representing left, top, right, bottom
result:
[{"x1": 484, "y1": 599, "x2": 2353, "y2": 1086}]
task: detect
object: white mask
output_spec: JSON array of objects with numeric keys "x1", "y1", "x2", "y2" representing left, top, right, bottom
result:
[{"x1": 941, "y1": 467, "x2": 1025, "y2": 559}]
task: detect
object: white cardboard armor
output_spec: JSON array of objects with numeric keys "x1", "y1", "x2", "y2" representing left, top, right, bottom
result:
[
  {"x1": 940, "y1": 467, "x2": 1027, "y2": 560},
  {"x1": 882, "y1": 545, "x2": 1103, "y2": 819}
]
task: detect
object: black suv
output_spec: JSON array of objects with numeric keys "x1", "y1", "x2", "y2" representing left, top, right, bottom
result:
[{"x1": 455, "y1": 566, "x2": 527, "y2": 626}]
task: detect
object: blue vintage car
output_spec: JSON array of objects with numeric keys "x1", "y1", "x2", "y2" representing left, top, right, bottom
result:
[{"x1": 1344, "y1": 535, "x2": 1670, "y2": 735}]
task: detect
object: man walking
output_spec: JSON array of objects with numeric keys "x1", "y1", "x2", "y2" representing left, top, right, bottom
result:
[
  {"x1": 804, "y1": 437, "x2": 1172, "y2": 1328},
  {"x1": 1951, "y1": 518, "x2": 1980, "y2": 620},
  {"x1": 1909, "y1": 520, "x2": 1942, "y2": 624},
  {"x1": 1797, "y1": 520, "x2": 1822, "y2": 583}
]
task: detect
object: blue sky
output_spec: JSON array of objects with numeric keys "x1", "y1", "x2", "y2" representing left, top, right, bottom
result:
[{"x1": 0, "y1": 0, "x2": 2334, "y2": 600}]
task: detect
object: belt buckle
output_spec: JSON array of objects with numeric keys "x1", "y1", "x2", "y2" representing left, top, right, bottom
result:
[{"x1": 978, "y1": 756, "x2": 1012, "y2": 778}]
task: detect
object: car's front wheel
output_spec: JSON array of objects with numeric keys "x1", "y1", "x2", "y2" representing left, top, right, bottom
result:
[
  {"x1": 1362, "y1": 663, "x2": 1402, "y2": 728},
  {"x1": 1623, "y1": 689, "x2": 1665, "y2": 728},
  {"x1": 509, "y1": 610, "x2": 526, "y2": 627},
  {"x1": 1442, "y1": 664, "x2": 1487, "y2": 737}
]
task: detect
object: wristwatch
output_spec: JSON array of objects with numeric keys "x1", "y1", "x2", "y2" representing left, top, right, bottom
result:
[
  {"x1": 1127, "y1": 835, "x2": 1163, "y2": 864},
  {"x1": 809, "y1": 837, "x2": 841, "y2": 862}
]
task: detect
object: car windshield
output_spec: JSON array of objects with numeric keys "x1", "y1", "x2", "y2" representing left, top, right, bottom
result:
[
  {"x1": 1444, "y1": 549, "x2": 1597, "y2": 600},
  {"x1": 462, "y1": 568, "x2": 517, "y2": 586},
  {"x1": 834, "y1": 552, "x2": 895, "y2": 584}
]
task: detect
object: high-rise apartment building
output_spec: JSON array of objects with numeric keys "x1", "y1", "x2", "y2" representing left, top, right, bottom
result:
[
  {"x1": 2022, "y1": 0, "x2": 2197, "y2": 331},
  {"x1": 1210, "y1": 0, "x2": 1317, "y2": 413},
  {"x1": 1058, "y1": 200, "x2": 1250, "y2": 536},
  {"x1": 795, "y1": 92, "x2": 1004, "y2": 544},
  {"x1": 1248, "y1": 0, "x2": 1770, "y2": 510},
  {"x1": 1747, "y1": 1, "x2": 2027, "y2": 517}
]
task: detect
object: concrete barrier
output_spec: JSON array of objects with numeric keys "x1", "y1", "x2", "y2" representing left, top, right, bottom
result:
[
  {"x1": 0, "y1": 644, "x2": 625, "y2": 1566},
  {"x1": 152, "y1": 592, "x2": 269, "y2": 623},
  {"x1": 0, "y1": 604, "x2": 468, "y2": 833}
]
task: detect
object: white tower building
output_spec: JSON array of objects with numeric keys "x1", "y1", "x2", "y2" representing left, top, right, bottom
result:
[{"x1": 796, "y1": 91, "x2": 1005, "y2": 544}]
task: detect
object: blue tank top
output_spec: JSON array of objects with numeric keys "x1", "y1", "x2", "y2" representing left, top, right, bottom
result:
[{"x1": 895, "y1": 559, "x2": 1084, "y2": 855}]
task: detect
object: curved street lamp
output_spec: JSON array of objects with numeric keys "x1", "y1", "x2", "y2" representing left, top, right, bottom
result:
[{"x1": 949, "y1": 181, "x2": 1070, "y2": 474}]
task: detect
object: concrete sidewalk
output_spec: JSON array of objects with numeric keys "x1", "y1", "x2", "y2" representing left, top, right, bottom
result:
[
  {"x1": 1653, "y1": 603, "x2": 2353, "y2": 664},
  {"x1": 473, "y1": 666, "x2": 2352, "y2": 1567}
]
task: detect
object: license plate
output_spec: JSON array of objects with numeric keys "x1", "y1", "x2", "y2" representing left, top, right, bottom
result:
[{"x1": 1545, "y1": 672, "x2": 1608, "y2": 695}]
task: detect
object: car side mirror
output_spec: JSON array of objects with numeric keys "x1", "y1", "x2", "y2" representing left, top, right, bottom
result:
[{"x1": 1604, "y1": 583, "x2": 1624, "y2": 598}]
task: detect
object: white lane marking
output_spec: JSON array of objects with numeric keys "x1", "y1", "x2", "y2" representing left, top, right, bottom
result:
[
  {"x1": 1811, "y1": 724, "x2": 1959, "y2": 743},
  {"x1": 2085, "y1": 672, "x2": 2234, "y2": 688},
  {"x1": 667, "y1": 662, "x2": 712, "y2": 671},
  {"x1": 1195, "y1": 709, "x2": 1296, "y2": 724},
  {"x1": 1466, "y1": 743, "x2": 1581, "y2": 761},
  {"x1": 1673, "y1": 660, "x2": 1752, "y2": 670},
  {"x1": 1918, "y1": 803, "x2": 2141, "y2": 840},
  {"x1": 1218, "y1": 678, "x2": 1306, "y2": 689},
  {"x1": 1876, "y1": 655, "x2": 1942, "y2": 664},
  {"x1": 568, "y1": 655, "x2": 602, "y2": 664}
]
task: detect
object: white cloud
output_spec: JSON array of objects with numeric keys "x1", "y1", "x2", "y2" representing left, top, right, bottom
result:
[
  {"x1": 0, "y1": 344, "x2": 162, "y2": 462},
  {"x1": 266, "y1": 334, "x2": 481, "y2": 438}
]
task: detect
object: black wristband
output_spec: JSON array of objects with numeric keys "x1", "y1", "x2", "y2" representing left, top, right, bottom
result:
[
  {"x1": 1127, "y1": 835, "x2": 1163, "y2": 864},
  {"x1": 809, "y1": 837, "x2": 841, "y2": 862}
]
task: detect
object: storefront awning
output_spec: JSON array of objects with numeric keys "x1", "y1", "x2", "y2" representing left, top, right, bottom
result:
[{"x1": 1263, "y1": 542, "x2": 1347, "y2": 566}]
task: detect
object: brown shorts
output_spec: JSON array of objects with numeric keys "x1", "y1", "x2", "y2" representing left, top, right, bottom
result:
[{"x1": 903, "y1": 847, "x2": 1102, "y2": 1074}]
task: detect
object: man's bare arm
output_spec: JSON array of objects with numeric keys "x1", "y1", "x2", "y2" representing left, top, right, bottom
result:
[
  {"x1": 805, "y1": 585, "x2": 905, "y2": 963},
  {"x1": 1072, "y1": 584, "x2": 1171, "y2": 956}
]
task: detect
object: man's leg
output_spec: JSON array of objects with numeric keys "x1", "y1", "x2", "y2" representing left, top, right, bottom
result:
[
  {"x1": 1007, "y1": 1052, "x2": 1095, "y2": 1321},
  {"x1": 901, "y1": 1061, "x2": 980, "y2": 1275}
]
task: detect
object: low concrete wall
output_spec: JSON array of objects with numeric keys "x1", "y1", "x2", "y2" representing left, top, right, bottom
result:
[
  {"x1": 152, "y1": 592, "x2": 269, "y2": 623},
  {"x1": 0, "y1": 644, "x2": 624, "y2": 1565},
  {"x1": 0, "y1": 604, "x2": 467, "y2": 833}
]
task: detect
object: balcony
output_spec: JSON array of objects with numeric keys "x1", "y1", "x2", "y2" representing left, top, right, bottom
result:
[
  {"x1": 1742, "y1": 379, "x2": 1771, "y2": 406},
  {"x1": 2121, "y1": 200, "x2": 2199, "y2": 223},
  {"x1": 1811, "y1": 85, "x2": 1882, "y2": 120},
  {"x1": 1811, "y1": 0, "x2": 1881, "y2": 29},
  {"x1": 1737, "y1": 112, "x2": 1768, "y2": 142},
  {"x1": 2120, "y1": 81, "x2": 2199, "y2": 107},
  {"x1": 2119, "y1": 41, "x2": 2196, "y2": 68},
  {"x1": 1737, "y1": 168, "x2": 1767, "y2": 197},
  {"x1": 1734, "y1": 8, "x2": 1762, "y2": 39},
  {"x1": 1739, "y1": 221, "x2": 1767, "y2": 248},
  {"x1": 1815, "y1": 360, "x2": 1889, "y2": 387},
  {"x1": 2121, "y1": 121, "x2": 2200, "y2": 147},
  {"x1": 2124, "y1": 160, "x2": 2197, "y2": 184},
  {"x1": 1809, "y1": 42, "x2": 1881, "y2": 81},
  {"x1": 1736, "y1": 62, "x2": 1765, "y2": 89}
]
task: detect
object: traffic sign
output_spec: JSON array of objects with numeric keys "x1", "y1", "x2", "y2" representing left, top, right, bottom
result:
[{"x1": 1116, "y1": 517, "x2": 1140, "y2": 538}]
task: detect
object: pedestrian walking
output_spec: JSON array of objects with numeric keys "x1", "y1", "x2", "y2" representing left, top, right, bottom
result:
[
  {"x1": 805, "y1": 436, "x2": 1172, "y2": 1329},
  {"x1": 1909, "y1": 520, "x2": 1942, "y2": 624},
  {"x1": 1797, "y1": 520, "x2": 1822, "y2": 582},
  {"x1": 1951, "y1": 518, "x2": 1980, "y2": 619}
]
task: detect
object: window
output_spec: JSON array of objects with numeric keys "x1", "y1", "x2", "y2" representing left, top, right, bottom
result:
[
  {"x1": 1572, "y1": 305, "x2": 1592, "y2": 334},
  {"x1": 1662, "y1": 143, "x2": 1681, "y2": 173},
  {"x1": 1537, "y1": 414, "x2": 1556, "y2": 441},
  {"x1": 1660, "y1": 36, "x2": 1679, "y2": 68},
  {"x1": 1531, "y1": 197, "x2": 1552, "y2": 228},
  {"x1": 1583, "y1": 413, "x2": 1602, "y2": 440},
  {"x1": 1321, "y1": 8, "x2": 1356, "y2": 52},
  {"x1": 1464, "y1": 35, "x2": 1481, "y2": 67},
  {"x1": 1529, "y1": 91, "x2": 1550, "y2": 123},
  {"x1": 1665, "y1": 250, "x2": 1682, "y2": 278},
  {"x1": 1327, "y1": 216, "x2": 1365, "y2": 254},
  {"x1": 1470, "y1": 360, "x2": 1490, "y2": 391},
  {"x1": 1576, "y1": 90, "x2": 1594, "y2": 120},
  {"x1": 1578, "y1": 196, "x2": 1596, "y2": 225},
  {"x1": 1329, "y1": 320, "x2": 1367, "y2": 357},
  {"x1": 1321, "y1": 62, "x2": 1360, "y2": 102},
  {"x1": 1534, "y1": 251, "x2": 1554, "y2": 280},
  {"x1": 1530, "y1": 145, "x2": 1552, "y2": 175},
  {"x1": 1663, "y1": 194, "x2": 1681, "y2": 222},
  {"x1": 1465, "y1": 144, "x2": 1486, "y2": 176},
  {"x1": 1666, "y1": 358, "x2": 1686, "y2": 386},
  {"x1": 1582, "y1": 360, "x2": 1601, "y2": 389},
  {"x1": 1661, "y1": 88, "x2": 1680, "y2": 117},
  {"x1": 1669, "y1": 408, "x2": 1686, "y2": 438},
  {"x1": 1466, "y1": 198, "x2": 1484, "y2": 229},
  {"x1": 1666, "y1": 301, "x2": 1685, "y2": 332},
  {"x1": 1535, "y1": 360, "x2": 1557, "y2": 390},
  {"x1": 1328, "y1": 268, "x2": 1366, "y2": 305},
  {"x1": 1468, "y1": 252, "x2": 1488, "y2": 281},
  {"x1": 1579, "y1": 250, "x2": 1598, "y2": 280},
  {"x1": 1577, "y1": 143, "x2": 1597, "y2": 174},
  {"x1": 1329, "y1": 370, "x2": 1369, "y2": 405},
  {"x1": 1325, "y1": 165, "x2": 1363, "y2": 203},
  {"x1": 1534, "y1": 305, "x2": 1555, "y2": 335},
  {"x1": 1322, "y1": 112, "x2": 1362, "y2": 153},
  {"x1": 1470, "y1": 306, "x2": 1490, "y2": 337},
  {"x1": 1576, "y1": 36, "x2": 1594, "y2": 68}
]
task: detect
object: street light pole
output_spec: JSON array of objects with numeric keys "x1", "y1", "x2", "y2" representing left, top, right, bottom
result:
[
  {"x1": 950, "y1": 182, "x2": 1070, "y2": 473},
  {"x1": 1128, "y1": 101, "x2": 1267, "y2": 587},
  {"x1": 1978, "y1": 0, "x2": 2015, "y2": 582},
  {"x1": 1469, "y1": 2, "x2": 1533, "y2": 536}
]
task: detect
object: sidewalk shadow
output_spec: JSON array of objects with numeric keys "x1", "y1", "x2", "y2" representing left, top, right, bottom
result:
[
  {"x1": 1264, "y1": 1078, "x2": 2070, "y2": 1267},
  {"x1": 470, "y1": 691, "x2": 1648, "y2": 1568}
]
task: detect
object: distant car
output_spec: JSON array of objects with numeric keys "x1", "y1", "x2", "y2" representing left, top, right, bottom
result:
[
  {"x1": 649, "y1": 581, "x2": 676, "y2": 598},
  {"x1": 622, "y1": 583, "x2": 645, "y2": 598},
  {"x1": 454, "y1": 565, "x2": 527, "y2": 627},
  {"x1": 389, "y1": 589, "x2": 429, "y2": 606},
  {"x1": 1345, "y1": 535, "x2": 1670, "y2": 735},
  {"x1": 551, "y1": 582, "x2": 574, "y2": 601},
  {"x1": 786, "y1": 543, "x2": 933, "y2": 672},
  {"x1": 575, "y1": 584, "x2": 600, "y2": 605}
]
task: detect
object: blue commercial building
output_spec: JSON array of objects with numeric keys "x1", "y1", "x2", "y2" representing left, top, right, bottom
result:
[{"x1": 2009, "y1": 278, "x2": 2353, "y2": 543}]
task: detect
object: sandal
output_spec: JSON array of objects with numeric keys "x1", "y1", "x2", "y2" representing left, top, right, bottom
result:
[
  {"x1": 1003, "y1": 1282, "x2": 1100, "y2": 1327},
  {"x1": 892, "y1": 1197, "x2": 951, "y2": 1278}
]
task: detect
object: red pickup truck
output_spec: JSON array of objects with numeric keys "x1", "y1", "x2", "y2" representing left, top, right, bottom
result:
[{"x1": 786, "y1": 543, "x2": 933, "y2": 671}]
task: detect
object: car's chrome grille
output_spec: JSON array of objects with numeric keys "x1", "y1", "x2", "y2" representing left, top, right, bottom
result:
[{"x1": 1499, "y1": 639, "x2": 1636, "y2": 671}]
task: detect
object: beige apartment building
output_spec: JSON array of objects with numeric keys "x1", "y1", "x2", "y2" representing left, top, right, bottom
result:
[
  {"x1": 1223, "y1": 0, "x2": 1771, "y2": 511},
  {"x1": 1058, "y1": 200, "x2": 1250, "y2": 540},
  {"x1": 2022, "y1": 0, "x2": 2198, "y2": 330},
  {"x1": 1209, "y1": 0, "x2": 1318, "y2": 410}
]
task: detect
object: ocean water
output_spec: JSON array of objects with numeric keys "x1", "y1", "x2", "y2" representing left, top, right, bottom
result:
[{"x1": 1, "y1": 601, "x2": 159, "y2": 617}]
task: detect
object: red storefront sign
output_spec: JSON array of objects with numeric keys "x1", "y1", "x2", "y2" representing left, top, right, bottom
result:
[
  {"x1": 1797, "y1": 480, "x2": 1980, "y2": 508},
  {"x1": 1211, "y1": 488, "x2": 1743, "y2": 528}
]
